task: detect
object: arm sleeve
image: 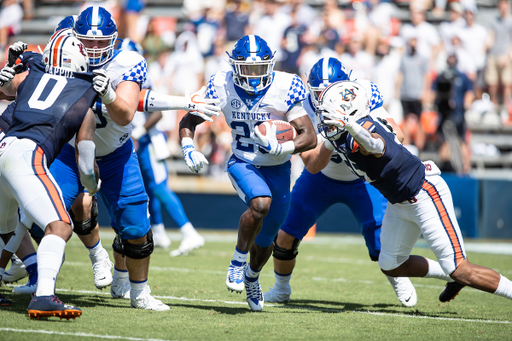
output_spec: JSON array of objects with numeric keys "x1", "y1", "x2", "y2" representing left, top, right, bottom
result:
[{"x1": 77, "y1": 140, "x2": 98, "y2": 193}]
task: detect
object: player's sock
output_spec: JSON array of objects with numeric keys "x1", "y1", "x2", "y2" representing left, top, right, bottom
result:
[
  {"x1": 22, "y1": 252, "x2": 37, "y2": 267},
  {"x1": 246, "y1": 264, "x2": 260, "y2": 279},
  {"x1": 494, "y1": 275, "x2": 512, "y2": 299},
  {"x1": 274, "y1": 271, "x2": 292, "y2": 288},
  {"x1": 113, "y1": 267, "x2": 129, "y2": 280},
  {"x1": 86, "y1": 239, "x2": 105, "y2": 258},
  {"x1": 423, "y1": 258, "x2": 453, "y2": 282},
  {"x1": 130, "y1": 278, "x2": 148, "y2": 298},
  {"x1": 232, "y1": 247, "x2": 248, "y2": 264},
  {"x1": 36, "y1": 235, "x2": 66, "y2": 297}
]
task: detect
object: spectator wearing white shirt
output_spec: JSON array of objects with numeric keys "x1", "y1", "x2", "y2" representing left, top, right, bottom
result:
[
  {"x1": 460, "y1": 8, "x2": 489, "y2": 98},
  {"x1": 340, "y1": 35, "x2": 374, "y2": 81},
  {"x1": 438, "y1": 2, "x2": 466, "y2": 55},
  {"x1": 400, "y1": 8, "x2": 441, "y2": 68}
]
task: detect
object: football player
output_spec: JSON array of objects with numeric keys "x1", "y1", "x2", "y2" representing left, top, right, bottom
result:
[
  {"x1": 120, "y1": 39, "x2": 205, "y2": 255},
  {"x1": 317, "y1": 81, "x2": 512, "y2": 303},
  {"x1": 0, "y1": 37, "x2": 99, "y2": 318},
  {"x1": 179, "y1": 35, "x2": 317, "y2": 311},
  {"x1": 42, "y1": 7, "x2": 218, "y2": 308},
  {"x1": 264, "y1": 58, "x2": 417, "y2": 307},
  {"x1": 29, "y1": 6, "x2": 169, "y2": 310}
]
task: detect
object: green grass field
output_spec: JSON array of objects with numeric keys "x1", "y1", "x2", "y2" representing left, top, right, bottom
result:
[{"x1": 1, "y1": 230, "x2": 511, "y2": 341}]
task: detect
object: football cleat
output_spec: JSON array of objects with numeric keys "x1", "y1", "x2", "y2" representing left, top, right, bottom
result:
[
  {"x1": 169, "y1": 232, "x2": 205, "y2": 257},
  {"x1": 111, "y1": 278, "x2": 131, "y2": 299},
  {"x1": 90, "y1": 249, "x2": 113, "y2": 289},
  {"x1": 13, "y1": 263, "x2": 37, "y2": 295},
  {"x1": 245, "y1": 273, "x2": 264, "y2": 311},
  {"x1": 130, "y1": 285, "x2": 170, "y2": 311},
  {"x1": 0, "y1": 294, "x2": 12, "y2": 306},
  {"x1": 386, "y1": 276, "x2": 417, "y2": 307},
  {"x1": 225, "y1": 260, "x2": 246, "y2": 293},
  {"x1": 28, "y1": 295, "x2": 82, "y2": 320},
  {"x1": 439, "y1": 281, "x2": 466, "y2": 302},
  {"x1": 152, "y1": 225, "x2": 171, "y2": 249},
  {"x1": 263, "y1": 283, "x2": 291, "y2": 303},
  {"x1": 3, "y1": 257, "x2": 27, "y2": 283}
]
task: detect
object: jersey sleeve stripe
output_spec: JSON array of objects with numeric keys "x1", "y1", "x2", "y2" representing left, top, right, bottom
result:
[
  {"x1": 421, "y1": 179, "x2": 466, "y2": 268},
  {"x1": 32, "y1": 147, "x2": 71, "y2": 225}
]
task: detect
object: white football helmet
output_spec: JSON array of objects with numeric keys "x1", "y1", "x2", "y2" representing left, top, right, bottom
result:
[
  {"x1": 42, "y1": 35, "x2": 89, "y2": 72},
  {"x1": 317, "y1": 81, "x2": 370, "y2": 140}
]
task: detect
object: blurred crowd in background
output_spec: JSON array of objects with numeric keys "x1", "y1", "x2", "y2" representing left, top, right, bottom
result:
[{"x1": 2, "y1": 0, "x2": 512, "y2": 177}]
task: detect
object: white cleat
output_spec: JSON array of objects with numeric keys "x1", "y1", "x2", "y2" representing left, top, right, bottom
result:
[
  {"x1": 386, "y1": 276, "x2": 417, "y2": 307},
  {"x1": 153, "y1": 231, "x2": 171, "y2": 249},
  {"x1": 3, "y1": 258, "x2": 27, "y2": 283},
  {"x1": 111, "y1": 279, "x2": 131, "y2": 299},
  {"x1": 225, "y1": 260, "x2": 246, "y2": 293},
  {"x1": 263, "y1": 283, "x2": 291, "y2": 303},
  {"x1": 152, "y1": 224, "x2": 171, "y2": 249},
  {"x1": 130, "y1": 285, "x2": 170, "y2": 311},
  {"x1": 90, "y1": 250, "x2": 113, "y2": 289},
  {"x1": 245, "y1": 274, "x2": 264, "y2": 311},
  {"x1": 169, "y1": 232, "x2": 205, "y2": 257},
  {"x1": 13, "y1": 282, "x2": 36, "y2": 295}
]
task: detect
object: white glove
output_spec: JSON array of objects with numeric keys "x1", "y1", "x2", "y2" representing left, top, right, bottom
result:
[
  {"x1": 92, "y1": 69, "x2": 117, "y2": 104},
  {"x1": 181, "y1": 137, "x2": 208, "y2": 173},
  {"x1": 7, "y1": 41, "x2": 27, "y2": 66},
  {"x1": 186, "y1": 86, "x2": 221, "y2": 122},
  {"x1": 254, "y1": 123, "x2": 291, "y2": 156},
  {"x1": 0, "y1": 65, "x2": 16, "y2": 88}
]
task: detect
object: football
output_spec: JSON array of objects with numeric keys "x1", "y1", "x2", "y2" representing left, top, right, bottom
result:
[{"x1": 256, "y1": 120, "x2": 297, "y2": 143}]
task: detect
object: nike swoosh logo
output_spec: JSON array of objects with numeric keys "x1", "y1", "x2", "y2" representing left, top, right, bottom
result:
[
  {"x1": 259, "y1": 103, "x2": 270, "y2": 108},
  {"x1": 276, "y1": 128, "x2": 291, "y2": 135},
  {"x1": 405, "y1": 295, "x2": 412, "y2": 302}
]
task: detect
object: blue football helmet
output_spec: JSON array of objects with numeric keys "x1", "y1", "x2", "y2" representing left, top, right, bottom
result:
[
  {"x1": 308, "y1": 57, "x2": 349, "y2": 108},
  {"x1": 227, "y1": 35, "x2": 275, "y2": 94},
  {"x1": 116, "y1": 38, "x2": 144, "y2": 56},
  {"x1": 55, "y1": 15, "x2": 77, "y2": 32},
  {"x1": 73, "y1": 6, "x2": 118, "y2": 66}
]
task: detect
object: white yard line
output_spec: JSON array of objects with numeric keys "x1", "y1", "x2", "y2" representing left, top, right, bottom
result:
[{"x1": 0, "y1": 328, "x2": 172, "y2": 341}]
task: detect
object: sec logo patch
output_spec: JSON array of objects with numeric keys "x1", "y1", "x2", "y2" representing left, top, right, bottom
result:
[{"x1": 231, "y1": 99, "x2": 242, "y2": 109}]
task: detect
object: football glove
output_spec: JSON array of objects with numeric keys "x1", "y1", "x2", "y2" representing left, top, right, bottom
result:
[
  {"x1": 254, "y1": 123, "x2": 287, "y2": 156},
  {"x1": 182, "y1": 137, "x2": 208, "y2": 173},
  {"x1": 7, "y1": 41, "x2": 27, "y2": 66},
  {"x1": 186, "y1": 86, "x2": 221, "y2": 122},
  {"x1": 92, "y1": 69, "x2": 117, "y2": 104},
  {"x1": 0, "y1": 66, "x2": 16, "y2": 88}
]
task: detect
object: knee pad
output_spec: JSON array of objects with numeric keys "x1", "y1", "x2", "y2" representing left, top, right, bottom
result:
[
  {"x1": 112, "y1": 233, "x2": 124, "y2": 255},
  {"x1": 70, "y1": 196, "x2": 98, "y2": 236},
  {"x1": 273, "y1": 237, "x2": 301, "y2": 261},
  {"x1": 122, "y1": 230, "x2": 154, "y2": 259},
  {"x1": 29, "y1": 223, "x2": 44, "y2": 245}
]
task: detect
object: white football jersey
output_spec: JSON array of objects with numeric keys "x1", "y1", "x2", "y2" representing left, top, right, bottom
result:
[
  {"x1": 304, "y1": 79, "x2": 390, "y2": 181},
  {"x1": 206, "y1": 71, "x2": 307, "y2": 166},
  {"x1": 69, "y1": 50, "x2": 147, "y2": 156}
]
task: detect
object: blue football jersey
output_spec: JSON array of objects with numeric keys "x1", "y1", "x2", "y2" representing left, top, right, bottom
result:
[
  {"x1": 339, "y1": 116, "x2": 425, "y2": 204},
  {"x1": 6, "y1": 59, "x2": 97, "y2": 165}
]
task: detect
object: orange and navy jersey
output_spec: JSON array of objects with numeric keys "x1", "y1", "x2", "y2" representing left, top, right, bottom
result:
[
  {"x1": 6, "y1": 59, "x2": 97, "y2": 165},
  {"x1": 341, "y1": 116, "x2": 426, "y2": 204}
]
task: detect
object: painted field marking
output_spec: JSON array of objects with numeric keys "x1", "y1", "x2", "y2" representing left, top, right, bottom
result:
[{"x1": 0, "y1": 328, "x2": 172, "y2": 341}]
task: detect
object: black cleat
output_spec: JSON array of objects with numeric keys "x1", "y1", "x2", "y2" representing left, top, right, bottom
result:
[
  {"x1": 0, "y1": 294, "x2": 12, "y2": 306},
  {"x1": 439, "y1": 282, "x2": 466, "y2": 302}
]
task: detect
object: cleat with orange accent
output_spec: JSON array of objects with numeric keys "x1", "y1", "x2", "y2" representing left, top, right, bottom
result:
[
  {"x1": 0, "y1": 294, "x2": 12, "y2": 306},
  {"x1": 28, "y1": 295, "x2": 82, "y2": 319},
  {"x1": 439, "y1": 281, "x2": 466, "y2": 302}
]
